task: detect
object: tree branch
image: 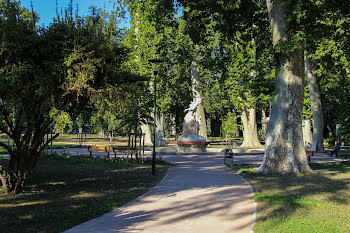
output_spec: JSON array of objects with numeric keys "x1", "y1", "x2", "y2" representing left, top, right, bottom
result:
[
  {"x1": 0, "y1": 126, "x2": 12, "y2": 138},
  {"x1": 0, "y1": 141, "x2": 13, "y2": 155},
  {"x1": 38, "y1": 133, "x2": 60, "y2": 154},
  {"x1": 0, "y1": 108, "x2": 15, "y2": 136}
]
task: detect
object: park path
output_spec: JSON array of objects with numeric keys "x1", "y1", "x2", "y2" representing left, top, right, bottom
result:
[{"x1": 65, "y1": 153, "x2": 256, "y2": 233}]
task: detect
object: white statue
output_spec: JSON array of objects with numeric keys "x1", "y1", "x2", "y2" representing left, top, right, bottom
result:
[
  {"x1": 178, "y1": 96, "x2": 207, "y2": 152},
  {"x1": 182, "y1": 97, "x2": 202, "y2": 137}
]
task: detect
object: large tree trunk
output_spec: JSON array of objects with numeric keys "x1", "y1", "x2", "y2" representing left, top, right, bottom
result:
[
  {"x1": 4, "y1": 150, "x2": 40, "y2": 195},
  {"x1": 240, "y1": 105, "x2": 262, "y2": 147},
  {"x1": 192, "y1": 45, "x2": 207, "y2": 140},
  {"x1": 303, "y1": 119, "x2": 313, "y2": 148},
  {"x1": 0, "y1": 126, "x2": 59, "y2": 195},
  {"x1": 258, "y1": 0, "x2": 312, "y2": 173},
  {"x1": 141, "y1": 124, "x2": 152, "y2": 145},
  {"x1": 305, "y1": 51, "x2": 324, "y2": 152}
]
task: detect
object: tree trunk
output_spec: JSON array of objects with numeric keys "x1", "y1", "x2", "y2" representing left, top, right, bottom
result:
[
  {"x1": 196, "y1": 103, "x2": 207, "y2": 140},
  {"x1": 155, "y1": 113, "x2": 166, "y2": 146},
  {"x1": 141, "y1": 124, "x2": 152, "y2": 145},
  {"x1": 303, "y1": 119, "x2": 313, "y2": 148},
  {"x1": 240, "y1": 105, "x2": 262, "y2": 148},
  {"x1": 98, "y1": 129, "x2": 104, "y2": 138},
  {"x1": 192, "y1": 45, "x2": 207, "y2": 140},
  {"x1": 305, "y1": 51, "x2": 324, "y2": 152},
  {"x1": 109, "y1": 130, "x2": 113, "y2": 142},
  {"x1": 258, "y1": 0, "x2": 312, "y2": 173},
  {"x1": 0, "y1": 173, "x2": 9, "y2": 195},
  {"x1": 4, "y1": 151, "x2": 37, "y2": 195},
  {"x1": 206, "y1": 118, "x2": 211, "y2": 137},
  {"x1": 262, "y1": 109, "x2": 267, "y2": 135}
]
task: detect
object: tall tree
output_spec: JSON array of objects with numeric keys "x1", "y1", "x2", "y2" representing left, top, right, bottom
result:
[
  {"x1": 258, "y1": 0, "x2": 312, "y2": 173},
  {"x1": 179, "y1": 0, "x2": 274, "y2": 145},
  {"x1": 303, "y1": 0, "x2": 350, "y2": 143},
  {"x1": 304, "y1": 52, "x2": 324, "y2": 151},
  {"x1": 302, "y1": 83, "x2": 313, "y2": 148},
  {"x1": 122, "y1": 0, "x2": 178, "y2": 145}
]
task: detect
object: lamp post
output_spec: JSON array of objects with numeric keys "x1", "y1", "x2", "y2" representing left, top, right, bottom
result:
[{"x1": 148, "y1": 59, "x2": 164, "y2": 175}]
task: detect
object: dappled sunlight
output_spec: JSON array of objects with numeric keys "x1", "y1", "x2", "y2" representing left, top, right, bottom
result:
[
  {"x1": 70, "y1": 191, "x2": 104, "y2": 199},
  {"x1": 237, "y1": 163, "x2": 350, "y2": 232},
  {"x1": 44, "y1": 181, "x2": 67, "y2": 186},
  {"x1": 0, "y1": 199, "x2": 52, "y2": 209},
  {"x1": 18, "y1": 214, "x2": 34, "y2": 220},
  {"x1": 66, "y1": 154, "x2": 256, "y2": 233}
]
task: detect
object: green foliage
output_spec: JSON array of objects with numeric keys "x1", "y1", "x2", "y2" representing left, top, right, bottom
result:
[
  {"x1": 303, "y1": 83, "x2": 312, "y2": 120},
  {"x1": 63, "y1": 48, "x2": 101, "y2": 100},
  {"x1": 49, "y1": 108, "x2": 73, "y2": 134},
  {"x1": 122, "y1": 1, "x2": 193, "y2": 136},
  {"x1": 0, "y1": 1, "x2": 142, "y2": 194},
  {"x1": 221, "y1": 112, "x2": 238, "y2": 137}
]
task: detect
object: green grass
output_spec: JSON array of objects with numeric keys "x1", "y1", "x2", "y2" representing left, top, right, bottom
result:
[
  {"x1": 0, "y1": 147, "x2": 7, "y2": 154},
  {"x1": 228, "y1": 163, "x2": 350, "y2": 233},
  {"x1": 0, "y1": 154, "x2": 170, "y2": 233}
]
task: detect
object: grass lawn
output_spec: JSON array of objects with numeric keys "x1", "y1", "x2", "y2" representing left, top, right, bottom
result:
[
  {"x1": 0, "y1": 154, "x2": 170, "y2": 233},
  {"x1": 229, "y1": 163, "x2": 350, "y2": 233},
  {"x1": 0, "y1": 147, "x2": 7, "y2": 154}
]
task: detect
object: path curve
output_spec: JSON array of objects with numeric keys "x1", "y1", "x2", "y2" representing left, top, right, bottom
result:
[{"x1": 65, "y1": 154, "x2": 256, "y2": 233}]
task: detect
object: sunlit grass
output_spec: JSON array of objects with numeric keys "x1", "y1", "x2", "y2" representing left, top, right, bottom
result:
[{"x1": 228, "y1": 163, "x2": 350, "y2": 233}]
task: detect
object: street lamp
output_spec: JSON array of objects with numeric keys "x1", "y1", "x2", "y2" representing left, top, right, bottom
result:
[{"x1": 148, "y1": 59, "x2": 164, "y2": 175}]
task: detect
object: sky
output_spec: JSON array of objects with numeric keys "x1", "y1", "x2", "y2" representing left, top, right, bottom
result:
[{"x1": 19, "y1": 0, "x2": 129, "y2": 28}]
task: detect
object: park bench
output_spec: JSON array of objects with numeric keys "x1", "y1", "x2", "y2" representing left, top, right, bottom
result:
[
  {"x1": 84, "y1": 145, "x2": 128, "y2": 158},
  {"x1": 223, "y1": 149, "x2": 315, "y2": 164},
  {"x1": 306, "y1": 150, "x2": 315, "y2": 163}
]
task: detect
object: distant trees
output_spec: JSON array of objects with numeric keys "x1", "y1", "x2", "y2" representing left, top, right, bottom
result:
[{"x1": 179, "y1": 0, "x2": 274, "y2": 144}]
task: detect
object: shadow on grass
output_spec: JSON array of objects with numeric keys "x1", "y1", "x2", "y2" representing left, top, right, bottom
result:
[
  {"x1": 228, "y1": 163, "x2": 350, "y2": 232},
  {"x1": 0, "y1": 154, "x2": 170, "y2": 233}
]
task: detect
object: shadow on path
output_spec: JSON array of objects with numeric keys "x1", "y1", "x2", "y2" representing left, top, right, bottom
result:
[{"x1": 65, "y1": 154, "x2": 256, "y2": 233}]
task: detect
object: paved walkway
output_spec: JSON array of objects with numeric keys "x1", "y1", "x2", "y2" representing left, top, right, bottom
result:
[
  {"x1": 65, "y1": 154, "x2": 256, "y2": 233},
  {"x1": 47, "y1": 147, "x2": 347, "y2": 164}
]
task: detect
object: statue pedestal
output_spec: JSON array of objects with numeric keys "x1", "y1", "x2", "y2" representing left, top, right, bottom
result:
[{"x1": 176, "y1": 140, "x2": 209, "y2": 153}]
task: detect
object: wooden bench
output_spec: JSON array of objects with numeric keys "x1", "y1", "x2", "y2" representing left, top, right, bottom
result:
[
  {"x1": 306, "y1": 150, "x2": 315, "y2": 162},
  {"x1": 223, "y1": 150, "x2": 316, "y2": 164},
  {"x1": 84, "y1": 145, "x2": 128, "y2": 158}
]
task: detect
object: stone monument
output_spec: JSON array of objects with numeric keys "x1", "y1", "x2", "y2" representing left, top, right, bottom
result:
[{"x1": 177, "y1": 97, "x2": 208, "y2": 152}]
